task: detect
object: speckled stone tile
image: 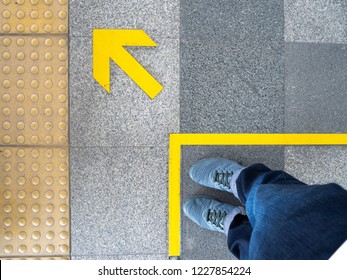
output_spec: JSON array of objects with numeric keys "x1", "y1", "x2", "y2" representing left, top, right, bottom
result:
[
  {"x1": 285, "y1": 0, "x2": 347, "y2": 43},
  {"x1": 70, "y1": 0, "x2": 179, "y2": 39},
  {"x1": 70, "y1": 36, "x2": 179, "y2": 147},
  {"x1": 181, "y1": 145, "x2": 285, "y2": 259},
  {"x1": 70, "y1": 147, "x2": 168, "y2": 257},
  {"x1": 180, "y1": 40, "x2": 284, "y2": 133},
  {"x1": 285, "y1": 42, "x2": 347, "y2": 133},
  {"x1": 72, "y1": 254, "x2": 169, "y2": 260},
  {"x1": 181, "y1": 0, "x2": 283, "y2": 41},
  {"x1": 285, "y1": 146, "x2": 347, "y2": 190}
]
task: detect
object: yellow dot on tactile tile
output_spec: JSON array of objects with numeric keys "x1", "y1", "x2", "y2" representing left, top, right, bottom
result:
[
  {"x1": 2, "y1": 24, "x2": 11, "y2": 32},
  {"x1": 3, "y1": 37, "x2": 11, "y2": 46},
  {"x1": 59, "y1": 204, "x2": 67, "y2": 213},
  {"x1": 44, "y1": 10, "x2": 53, "y2": 19},
  {"x1": 58, "y1": 53, "x2": 67, "y2": 61},
  {"x1": 17, "y1": 149, "x2": 26, "y2": 157},
  {"x1": 4, "y1": 204, "x2": 12, "y2": 213},
  {"x1": 59, "y1": 136, "x2": 67, "y2": 144},
  {"x1": 45, "y1": 190, "x2": 54, "y2": 199},
  {"x1": 32, "y1": 231, "x2": 41, "y2": 240},
  {"x1": 31, "y1": 163, "x2": 40, "y2": 172},
  {"x1": 18, "y1": 245, "x2": 27, "y2": 254},
  {"x1": 3, "y1": 176, "x2": 12, "y2": 186},
  {"x1": 16, "y1": 52, "x2": 25, "y2": 60},
  {"x1": 59, "y1": 94, "x2": 67, "y2": 103},
  {"x1": 3, "y1": 65, "x2": 11, "y2": 74},
  {"x1": 45, "y1": 66, "x2": 53, "y2": 74},
  {"x1": 45, "y1": 149, "x2": 54, "y2": 158},
  {"x1": 16, "y1": 107, "x2": 25, "y2": 116},
  {"x1": 32, "y1": 204, "x2": 40, "y2": 213},
  {"x1": 16, "y1": 10, "x2": 25, "y2": 19},
  {"x1": 45, "y1": 52, "x2": 53, "y2": 60},
  {"x1": 46, "y1": 218, "x2": 54, "y2": 227},
  {"x1": 3, "y1": 149, "x2": 11, "y2": 157},
  {"x1": 2, "y1": 121, "x2": 11, "y2": 130},
  {"x1": 59, "y1": 150, "x2": 67, "y2": 158},
  {"x1": 4, "y1": 218, "x2": 12, "y2": 227},
  {"x1": 31, "y1": 52, "x2": 39, "y2": 60},
  {"x1": 59, "y1": 66, "x2": 67, "y2": 75},
  {"x1": 2, "y1": 80, "x2": 11, "y2": 88},
  {"x1": 31, "y1": 38, "x2": 39, "y2": 47},
  {"x1": 18, "y1": 204, "x2": 26, "y2": 213},
  {"x1": 59, "y1": 80, "x2": 67, "y2": 88},
  {"x1": 45, "y1": 136, "x2": 53, "y2": 144},
  {"x1": 4, "y1": 245, "x2": 13, "y2": 254},
  {"x1": 17, "y1": 135, "x2": 25, "y2": 144},
  {"x1": 59, "y1": 163, "x2": 67, "y2": 171},
  {"x1": 45, "y1": 177, "x2": 54, "y2": 186},
  {"x1": 17, "y1": 0, "x2": 25, "y2": 5},
  {"x1": 17, "y1": 122, "x2": 25, "y2": 130},
  {"x1": 17, "y1": 65, "x2": 25, "y2": 74},
  {"x1": 31, "y1": 177, "x2": 40, "y2": 186},
  {"x1": 46, "y1": 245, "x2": 55, "y2": 253},
  {"x1": 45, "y1": 108, "x2": 53, "y2": 116},
  {"x1": 32, "y1": 245, "x2": 41, "y2": 253},
  {"x1": 59, "y1": 177, "x2": 67, "y2": 186},
  {"x1": 2, "y1": 52, "x2": 11, "y2": 60},
  {"x1": 3, "y1": 190, "x2": 12, "y2": 199},
  {"x1": 60, "y1": 218, "x2": 68, "y2": 226},
  {"x1": 3, "y1": 135, "x2": 11, "y2": 144},
  {"x1": 31, "y1": 66, "x2": 39, "y2": 74},
  {"x1": 17, "y1": 163, "x2": 26, "y2": 172},
  {"x1": 45, "y1": 122, "x2": 53, "y2": 130},
  {"x1": 30, "y1": 10, "x2": 39, "y2": 19},
  {"x1": 46, "y1": 231, "x2": 54, "y2": 240},
  {"x1": 31, "y1": 122, "x2": 39, "y2": 130},
  {"x1": 31, "y1": 149, "x2": 40, "y2": 158},
  {"x1": 31, "y1": 108, "x2": 39, "y2": 116},
  {"x1": 46, "y1": 204, "x2": 54, "y2": 213},
  {"x1": 17, "y1": 190, "x2": 26, "y2": 199},
  {"x1": 4, "y1": 231, "x2": 13, "y2": 240},
  {"x1": 30, "y1": 24, "x2": 39, "y2": 33},
  {"x1": 17, "y1": 177, "x2": 26, "y2": 185},
  {"x1": 44, "y1": 25, "x2": 53, "y2": 33},
  {"x1": 2, "y1": 9, "x2": 11, "y2": 18},
  {"x1": 18, "y1": 218, "x2": 27, "y2": 227},
  {"x1": 60, "y1": 245, "x2": 69, "y2": 253},
  {"x1": 58, "y1": 24, "x2": 67, "y2": 33},
  {"x1": 31, "y1": 135, "x2": 39, "y2": 144},
  {"x1": 32, "y1": 218, "x2": 41, "y2": 227},
  {"x1": 58, "y1": 108, "x2": 67, "y2": 116},
  {"x1": 3, "y1": 93, "x2": 11, "y2": 102},
  {"x1": 45, "y1": 80, "x2": 53, "y2": 88},
  {"x1": 16, "y1": 80, "x2": 25, "y2": 88},
  {"x1": 16, "y1": 24, "x2": 25, "y2": 33},
  {"x1": 45, "y1": 163, "x2": 53, "y2": 171},
  {"x1": 60, "y1": 231, "x2": 68, "y2": 240},
  {"x1": 3, "y1": 163, "x2": 12, "y2": 171},
  {"x1": 17, "y1": 93, "x2": 25, "y2": 102},
  {"x1": 31, "y1": 93, "x2": 39, "y2": 102},
  {"x1": 31, "y1": 80, "x2": 39, "y2": 88}
]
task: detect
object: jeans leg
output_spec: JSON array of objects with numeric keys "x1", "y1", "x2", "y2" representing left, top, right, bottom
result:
[{"x1": 227, "y1": 163, "x2": 347, "y2": 259}]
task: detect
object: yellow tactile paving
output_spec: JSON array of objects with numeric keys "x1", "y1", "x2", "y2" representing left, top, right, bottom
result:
[
  {"x1": 0, "y1": 35, "x2": 68, "y2": 146},
  {"x1": 0, "y1": 0, "x2": 69, "y2": 260},
  {"x1": 0, "y1": 0, "x2": 68, "y2": 34},
  {"x1": 0, "y1": 147, "x2": 69, "y2": 258}
]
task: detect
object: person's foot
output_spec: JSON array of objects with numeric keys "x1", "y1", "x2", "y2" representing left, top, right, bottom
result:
[
  {"x1": 183, "y1": 196, "x2": 245, "y2": 234},
  {"x1": 189, "y1": 158, "x2": 245, "y2": 196}
]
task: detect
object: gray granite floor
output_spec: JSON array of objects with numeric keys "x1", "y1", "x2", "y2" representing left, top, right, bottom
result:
[{"x1": 70, "y1": 0, "x2": 347, "y2": 260}]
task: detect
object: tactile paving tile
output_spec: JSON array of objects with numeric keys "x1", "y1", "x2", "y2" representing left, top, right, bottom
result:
[
  {"x1": 0, "y1": 147, "x2": 69, "y2": 258},
  {"x1": 0, "y1": 35, "x2": 68, "y2": 146},
  {"x1": 0, "y1": 0, "x2": 68, "y2": 34}
]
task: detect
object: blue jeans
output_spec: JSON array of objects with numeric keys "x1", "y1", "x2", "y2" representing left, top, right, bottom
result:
[{"x1": 227, "y1": 164, "x2": 347, "y2": 260}]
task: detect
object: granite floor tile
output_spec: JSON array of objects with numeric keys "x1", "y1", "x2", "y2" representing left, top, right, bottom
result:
[
  {"x1": 180, "y1": 40, "x2": 284, "y2": 133},
  {"x1": 181, "y1": 0, "x2": 283, "y2": 42},
  {"x1": 70, "y1": 36, "x2": 179, "y2": 146},
  {"x1": 70, "y1": 147, "x2": 168, "y2": 257},
  {"x1": 285, "y1": 0, "x2": 347, "y2": 43},
  {"x1": 181, "y1": 145, "x2": 285, "y2": 259},
  {"x1": 72, "y1": 254, "x2": 169, "y2": 260},
  {"x1": 285, "y1": 146, "x2": 347, "y2": 190},
  {"x1": 285, "y1": 42, "x2": 347, "y2": 133},
  {"x1": 70, "y1": 0, "x2": 179, "y2": 39}
]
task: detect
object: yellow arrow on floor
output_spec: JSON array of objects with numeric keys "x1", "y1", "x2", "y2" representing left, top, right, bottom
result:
[{"x1": 93, "y1": 29, "x2": 163, "y2": 99}]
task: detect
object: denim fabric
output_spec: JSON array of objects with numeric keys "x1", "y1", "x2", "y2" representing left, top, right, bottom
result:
[{"x1": 227, "y1": 163, "x2": 347, "y2": 260}]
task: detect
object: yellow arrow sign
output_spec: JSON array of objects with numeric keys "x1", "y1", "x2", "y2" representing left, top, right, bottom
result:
[{"x1": 93, "y1": 29, "x2": 163, "y2": 99}]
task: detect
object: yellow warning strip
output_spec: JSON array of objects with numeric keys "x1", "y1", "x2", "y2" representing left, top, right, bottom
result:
[
  {"x1": 168, "y1": 133, "x2": 347, "y2": 257},
  {"x1": 0, "y1": 0, "x2": 69, "y2": 259}
]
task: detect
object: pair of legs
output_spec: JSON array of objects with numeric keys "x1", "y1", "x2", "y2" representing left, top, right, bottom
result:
[{"x1": 183, "y1": 158, "x2": 347, "y2": 259}]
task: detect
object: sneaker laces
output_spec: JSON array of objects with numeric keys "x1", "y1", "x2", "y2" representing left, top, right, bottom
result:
[
  {"x1": 207, "y1": 209, "x2": 227, "y2": 230},
  {"x1": 214, "y1": 170, "x2": 233, "y2": 190}
]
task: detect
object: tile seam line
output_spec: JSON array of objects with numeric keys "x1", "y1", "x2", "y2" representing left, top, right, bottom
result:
[
  {"x1": 0, "y1": 33, "x2": 68, "y2": 37},
  {"x1": 284, "y1": 40, "x2": 347, "y2": 46}
]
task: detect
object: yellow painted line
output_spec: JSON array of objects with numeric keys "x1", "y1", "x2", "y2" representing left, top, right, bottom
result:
[
  {"x1": 93, "y1": 29, "x2": 163, "y2": 99},
  {"x1": 0, "y1": 0, "x2": 69, "y2": 259},
  {"x1": 168, "y1": 134, "x2": 347, "y2": 257}
]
